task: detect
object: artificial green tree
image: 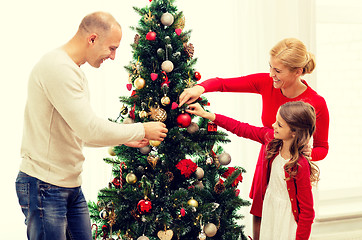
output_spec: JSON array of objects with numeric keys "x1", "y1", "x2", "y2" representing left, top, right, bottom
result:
[{"x1": 89, "y1": 0, "x2": 250, "y2": 239}]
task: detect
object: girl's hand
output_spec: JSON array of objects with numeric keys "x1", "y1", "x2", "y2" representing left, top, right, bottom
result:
[
  {"x1": 186, "y1": 103, "x2": 216, "y2": 121},
  {"x1": 179, "y1": 85, "x2": 205, "y2": 107},
  {"x1": 123, "y1": 138, "x2": 149, "y2": 148},
  {"x1": 302, "y1": 143, "x2": 312, "y2": 161}
]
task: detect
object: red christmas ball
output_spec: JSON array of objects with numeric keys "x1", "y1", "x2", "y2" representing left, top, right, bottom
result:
[
  {"x1": 177, "y1": 113, "x2": 191, "y2": 128},
  {"x1": 194, "y1": 71, "x2": 201, "y2": 81},
  {"x1": 137, "y1": 199, "x2": 152, "y2": 214},
  {"x1": 146, "y1": 31, "x2": 156, "y2": 41}
]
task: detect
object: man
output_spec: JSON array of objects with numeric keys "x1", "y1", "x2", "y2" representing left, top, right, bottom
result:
[{"x1": 15, "y1": 12, "x2": 168, "y2": 240}]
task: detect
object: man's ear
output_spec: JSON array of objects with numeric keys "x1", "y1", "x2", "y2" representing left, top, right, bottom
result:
[{"x1": 88, "y1": 34, "x2": 97, "y2": 45}]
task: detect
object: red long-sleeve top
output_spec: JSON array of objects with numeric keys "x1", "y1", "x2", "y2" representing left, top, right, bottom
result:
[
  {"x1": 199, "y1": 73, "x2": 329, "y2": 213},
  {"x1": 213, "y1": 114, "x2": 314, "y2": 240}
]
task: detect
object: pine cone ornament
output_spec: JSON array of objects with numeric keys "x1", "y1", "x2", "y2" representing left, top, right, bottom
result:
[
  {"x1": 183, "y1": 42, "x2": 194, "y2": 59},
  {"x1": 134, "y1": 34, "x2": 140, "y2": 45},
  {"x1": 214, "y1": 180, "x2": 226, "y2": 194},
  {"x1": 149, "y1": 106, "x2": 167, "y2": 122}
]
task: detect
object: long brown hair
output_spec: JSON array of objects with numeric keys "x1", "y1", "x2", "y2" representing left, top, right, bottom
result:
[{"x1": 266, "y1": 101, "x2": 320, "y2": 183}]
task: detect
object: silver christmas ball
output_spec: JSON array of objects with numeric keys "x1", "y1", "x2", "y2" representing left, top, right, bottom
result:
[
  {"x1": 195, "y1": 167, "x2": 204, "y2": 179},
  {"x1": 204, "y1": 223, "x2": 217, "y2": 237},
  {"x1": 218, "y1": 152, "x2": 231, "y2": 165},
  {"x1": 137, "y1": 235, "x2": 150, "y2": 240},
  {"x1": 139, "y1": 146, "x2": 152, "y2": 155},
  {"x1": 161, "y1": 60, "x2": 174, "y2": 73},
  {"x1": 160, "y1": 12, "x2": 174, "y2": 26}
]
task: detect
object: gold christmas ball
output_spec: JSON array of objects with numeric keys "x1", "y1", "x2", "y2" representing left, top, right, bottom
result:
[
  {"x1": 187, "y1": 198, "x2": 198, "y2": 208},
  {"x1": 204, "y1": 223, "x2": 217, "y2": 237},
  {"x1": 161, "y1": 96, "x2": 170, "y2": 106},
  {"x1": 134, "y1": 77, "x2": 146, "y2": 89},
  {"x1": 139, "y1": 110, "x2": 148, "y2": 119},
  {"x1": 137, "y1": 235, "x2": 149, "y2": 240},
  {"x1": 160, "y1": 12, "x2": 174, "y2": 26},
  {"x1": 149, "y1": 140, "x2": 161, "y2": 147},
  {"x1": 195, "y1": 167, "x2": 204, "y2": 179},
  {"x1": 161, "y1": 60, "x2": 174, "y2": 73},
  {"x1": 108, "y1": 147, "x2": 116, "y2": 156},
  {"x1": 150, "y1": 107, "x2": 167, "y2": 122},
  {"x1": 126, "y1": 172, "x2": 137, "y2": 184}
]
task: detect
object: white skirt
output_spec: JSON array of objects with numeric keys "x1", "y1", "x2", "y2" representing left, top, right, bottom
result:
[{"x1": 259, "y1": 154, "x2": 297, "y2": 240}]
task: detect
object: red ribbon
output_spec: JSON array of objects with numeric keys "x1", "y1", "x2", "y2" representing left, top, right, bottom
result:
[{"x1": 161, "y1": 71, "x2": 170, "y2": 88}]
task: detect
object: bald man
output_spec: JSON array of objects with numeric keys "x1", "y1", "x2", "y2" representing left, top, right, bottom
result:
[{"x1": 15, "y1": 12, "x2": 167, "y2": 240}]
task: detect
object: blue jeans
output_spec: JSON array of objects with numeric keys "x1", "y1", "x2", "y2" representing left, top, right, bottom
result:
[{"x1": 15, "y1": 171, "x2": 92, "y2": 240}]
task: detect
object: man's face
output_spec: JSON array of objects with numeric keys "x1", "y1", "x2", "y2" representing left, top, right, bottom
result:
[{"x1": 87, "y1": 26, "x2": 122, "y2": 68}]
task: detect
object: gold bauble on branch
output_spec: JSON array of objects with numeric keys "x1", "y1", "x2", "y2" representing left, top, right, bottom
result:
[
  {"x1": 134, "y1": 77, "x2": 146, "y2": 89},
  {"x1": 187, "y1": 197, "x2": 198, "y2": 208},
  {"x1": 149, "y1": 106, "x2": 167, "y2": 122},
  {"x1": 147, "y1": 154, "x2": 159, "y2": 169},
  {"x1": 149, "y1": 140, "x2": 161, "y2": 147},
  {"x1": 161, "y1": 96, "x2": 170, "y2": 106},
  {"x1": 126, "y1": 172, "x2": 137, "y2": 184},
  {"x1": 139, "y1": 110, "x2": 148, "y2": 119},
  {"x1": 108, "y1": 147, "x2": 116, "y2": 156},
  {"x1": 161, "y1": 60, "x2": 174, "y2": 73}
]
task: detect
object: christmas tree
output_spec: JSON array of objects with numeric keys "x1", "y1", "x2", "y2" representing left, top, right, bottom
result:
[{"x1": 89, "y1": 0, "x2": 250, "y2": 239}]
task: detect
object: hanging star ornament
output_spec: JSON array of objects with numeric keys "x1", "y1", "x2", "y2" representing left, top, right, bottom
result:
[{"x1": 144, "y1": 10, "x2": 155, "y2": 23}]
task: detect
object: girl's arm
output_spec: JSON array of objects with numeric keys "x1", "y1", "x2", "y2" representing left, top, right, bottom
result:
[{"x1": 186, "y1": 103, "x2": 273, "y2": 145}]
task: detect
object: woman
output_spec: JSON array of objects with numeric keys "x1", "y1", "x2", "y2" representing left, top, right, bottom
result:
[{"x1": 179, "y1": 38, "x2": 329, "y2": 240}]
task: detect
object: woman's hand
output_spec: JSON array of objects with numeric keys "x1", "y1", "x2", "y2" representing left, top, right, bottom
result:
[
  {"x1": 302, "y1": 143, "x2": 312, "y2": 161},
  {"x1": 179, "y1": 85, "x2": 205, "y2": 107},
  {"x1": 186, "y1": 103, "x2": 216, "y2": 121}
]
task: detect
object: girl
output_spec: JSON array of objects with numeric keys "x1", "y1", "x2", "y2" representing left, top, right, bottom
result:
[
  {"x1": 186, "y1": 101, "x2": 319, "y2": 240},
  {"x1": 179, "y1": 38, "x2": 329, "y2": 239}
]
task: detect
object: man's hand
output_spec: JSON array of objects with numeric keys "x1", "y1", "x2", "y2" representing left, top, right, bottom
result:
[
  {"x1": 124, "y1": 138, "x2": 149, "y2": 148},
  {"x1": 143, "y1": 122, "x2": 168, "y2": 141}
]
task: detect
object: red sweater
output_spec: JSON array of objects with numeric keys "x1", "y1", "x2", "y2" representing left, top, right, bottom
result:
[
  {"x1": 199, "y1": 73, "x2": 329, "y2": 204},
  {"x1": 214, "y1": 114, "x2": 314, "y2": 240}
]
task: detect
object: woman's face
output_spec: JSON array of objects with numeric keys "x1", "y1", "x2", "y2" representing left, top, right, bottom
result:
[{"x1": 269, "y1": 57, "x2": 300, "y2": 89}]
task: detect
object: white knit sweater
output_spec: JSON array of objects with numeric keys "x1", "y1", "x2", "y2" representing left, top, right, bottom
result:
[{"x1": 20, "y1": 48, "x2": 144, "y2": 187}]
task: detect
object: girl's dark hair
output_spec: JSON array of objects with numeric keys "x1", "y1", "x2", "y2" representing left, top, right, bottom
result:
[{"x1": 266, "y1": 101, "x2": 320, "y2": 183}]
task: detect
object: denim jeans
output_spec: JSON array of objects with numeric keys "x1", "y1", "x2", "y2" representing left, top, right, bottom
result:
[{"x1": 15, "y1": 171, "x2": 92, "y2": 240}]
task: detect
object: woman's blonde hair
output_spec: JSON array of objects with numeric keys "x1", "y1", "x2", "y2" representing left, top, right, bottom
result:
[{"x1": 270, "y1": 38, "x2": 316, "y2": 75}]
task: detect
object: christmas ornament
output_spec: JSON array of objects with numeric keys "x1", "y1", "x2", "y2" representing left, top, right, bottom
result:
[
  {"x1": 149, "y1": 106, "x2": 167, "y2": 122},
  {"x1": 112, "y1": 177, "x2": 121, "y2": 188},
  {"x1": 176, "y1": 112, "x2": 192, "y2": 128},
  {"x1": 126, "y1": 172, "x2": 137, "y2": 184},
  {"x1": 150, "y1": 73, "x2": 158, "y2": 81},
  {"x1": 126, "y1": 83, "x2": 132, "y2": 91},
  {"x1": 165, "y1": 171, "x2": 174, "y2": 182},
  {"x1": 193, "y1": 181, "x2": 204, "y2": 189},
  {"x1": 194, "y1": 71, "x2": 201, "y2": 81},
  {"x1": 183, "y1": 42, "x2": 194, "y2": 59},
  {"x1": 146, "y1": 31, "x2": 156, "y2": 41},
  {"x1": 137, "y1": 235, "x2": 150, "y2": 240},
  {"x1": 214, "y1": 179, "x2": 226, "y2": 194},
  {"x1": 147, "y1": 154, "x2": 159, "y2": 169},
  {"x1": 134, "y1": 34, "x2": 140, "y2": 45},
  {"x1": 108, "y1": 147, "x2": 116, "y2": 156},
  {"x1": 235, "y1": 189, "x2": 240, "y2": 197},
  {"x1": 218, "y1": 152, "x2": 231, "y2": 165},
  {"x1": 180, "y1": 208, "x2": 186, "y2": 217},
  {"x1": 176, "y1": 159, "x2": 197, "y2": 178},
  {"x1": 207, "y1": 121, "x2": 217, "y2": 132},
  {"x1": 204, "y1": 223, "x2": 217, "y2": 237},
  {"x1": 134, "y1": 77, "x2": 146, "y2": 89},
  {"x1": 187, "y1": 122, "x2": 199, "y2": 134},
  {"x1": 160, "y1": 71, "x2": 170, "y2": 88},
  {"x1": 139, "y1": 146, "x2": 151, "y2": 155},
  {"x1": 172, "y1": 51, "x2": 181, "y2": 60},
  {"x1": 157, "y1": 229, "x2": 174, "y2": 240},
  {"x1": 187, "y1": 197, "x2": 198, "y2": 208},
  {"x1": 161, "y1": 96, "x2": 170, "y2": 106},
  {"x1": 195, "y1": 167, "x2": 204, "y2": 179},
  {"x1": 198, "y1": 232, "x2": 206, "y2": 240},
  {"x1": 157, "y1": 48, "x2": 165, "y2": 59},
  {"x1": 160, "y1": 12, "x2": 174, "y2": 26},
  {"x1": 161, "y1": 60, "x2": 174, "y2": 73},
  {"x1": 149, "y1": 140, "x2": 161, "y2": 147},
  {"x1": 205, "y1": 155, "x2": 213, "y2": 165},
  {"x1": 137, "y1": 199, "x2": 152, "y2": 214},
  {"x1": 171, "y1": 102, "x2": 178, "y2": 109},
  {"x1": 139, "y1": 110, "x2": 148, "y2": 119},
  {"x1": 99, "y1": 209, "x2": 109, "y2": 220},
  {"x1": 175, "y1": 28, "x2": 182, "y2": 36},
  {"x1": 144, "y1": 10, "x2": 155, "y2": 23},
  {"x1": 174, "y1": 14, "x2": 185, "y2": 30},
  {"x1": 123, "y1": 117, "x2": 134, "y2": 124}
]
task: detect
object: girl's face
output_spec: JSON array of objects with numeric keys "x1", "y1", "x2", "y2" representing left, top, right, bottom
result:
[
  {"x1": 269, "y1": 57, "x2": 300, "y2": 89},
  {"x1": 272, "y1": 110, "x2": 294, "y2": 142}
]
